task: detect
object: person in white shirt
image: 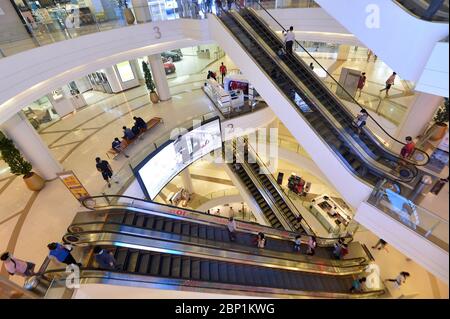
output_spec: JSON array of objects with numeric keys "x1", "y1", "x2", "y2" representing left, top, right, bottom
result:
[
  {"x1": 227, "y1": 217, "x2": 237, "y2": 241},
  {"x1": 386, "y1": 271, "x2": 410, "y2": 288},
  {"x1": 283, "y1": 26, "x2": 295, "y2": 54},
  {"x1": 379, "y1": 72, "x2": 396, "y2": 97}
]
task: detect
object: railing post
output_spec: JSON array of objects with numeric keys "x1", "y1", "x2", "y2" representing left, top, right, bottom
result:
[{"x1": 0, "y1": 48, "x2": 5, "y2": 58}]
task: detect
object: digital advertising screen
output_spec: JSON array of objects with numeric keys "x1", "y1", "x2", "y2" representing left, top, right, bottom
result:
[{"x1": 134, "y1": 117, "x2": 222, "y2": 200}]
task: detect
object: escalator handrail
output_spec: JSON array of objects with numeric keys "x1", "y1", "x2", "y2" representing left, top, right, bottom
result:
[
  {"x1": 239, "y1": 0, "x2": 431, "y2": 167},
  {"x1": 80, "y1": 195, "x2": 352, "y2": 246}
]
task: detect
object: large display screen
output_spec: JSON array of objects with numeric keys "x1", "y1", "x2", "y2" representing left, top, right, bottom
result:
[{"x1": 134, "y1": 117, "x2": 222, "y2": 200}]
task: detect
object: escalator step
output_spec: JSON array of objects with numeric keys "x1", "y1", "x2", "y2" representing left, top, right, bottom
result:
[
  {"x1": 191, "y1": 260, "x2": 201, "y2": 280},
  {"x1": 149, "y1": 254, "x2": 161, "y2": 275},
  {"x1": 214, "y1": 228, "x2": 223, "y2": 241},
  {"x1": 181, "y1": 258, "x2": 191, "y2": 279},
  {"x1": 190, "y1": 225, "x2": 199, "y2": 237},
  {"x1": 210, "y1": 262, "x2": 219, "y2": 282},
  {"x1": 137, "y1": 254, "x2": 150, "y2": 274},
  {"x1": 243, "y1": 266, "x2": 255, "y2": 285},
  {"x1": 282, "y1": 271, "x2": 296, "y2": 290},
  {"x1": 218, "y1": 263, "x2": 229, "y2": 283},
  {"x1": 181, "y1": 223, "x2": 190, "y2": 236},
  {"x1": 123, "y1": 213, "x2": 135, "y2": 225},
  {"x1": 172, "y1": 222, "x2": 182, "y2": 234},
  {"x1": 160, "y1": 255, "x2": 172, "y2": 277},
  {"x1": 115, "y1": 249, "x2": 128, "y2": 268},
  {"x1": 163, "y1": 220, "x2": 173, "y2": 233},
  {"x1": 135, "y1": 215, "x2": 145, "y2": 228},
  {"x1": 106, "y1": 213, "x2": 126, "y2": 224},
  {"x1": 227, "y1": 264, "x2": 237, "y2": 283},
  {"x1": 200, "y1": 261, "x2": 210, "y2": 281},
  {"x1": 154, "y1": 219, "x2": 164, "y2": 231},
  {"x1": 198, "y1": 226, "x2": 207, "y2": 239},
  {"x1": 126, "y1": 251, "x2": 139, "y2": 272},
  {"x1": 171, "y1": 256, "x2": 181, "y2": 278},
  {"x1": 206, "y1": 227, "x2": 215, "y2": 241},
  {"x1": 145, "y1": 216, "x2": 155, "y2": 229},
  {"x1": 235, "y1": 265, "x2": 247, "y2": 284}
]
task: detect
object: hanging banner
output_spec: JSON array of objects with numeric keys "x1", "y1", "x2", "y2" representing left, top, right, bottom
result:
[{"x1": 57, "y1": 171, "x2": 90, "y2": 202}]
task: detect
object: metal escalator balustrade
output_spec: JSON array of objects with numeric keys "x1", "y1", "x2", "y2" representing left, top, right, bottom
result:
[
  {"x1": 218, "y1": 12, "x2": 405, "y2": 189},
  {"x1": 394, "y1": 0, "x2": 449, "y2": 22},
  {"x1": 236, "y1": 1, "x2": 430, "y2": 170}
]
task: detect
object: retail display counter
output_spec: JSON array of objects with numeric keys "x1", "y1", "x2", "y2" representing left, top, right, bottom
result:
[{"x1": 308, "y1": 194, "x2": 352, "y2": 234}]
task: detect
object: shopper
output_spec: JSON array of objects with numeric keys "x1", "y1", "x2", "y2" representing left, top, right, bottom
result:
[
  {"x1": 276, "y1": 46, "x2": 286, "y2": 58},
  {"x1": 93, "y1": 247, "x2": 118, "y2": 270},
  {"x1": 283, "y1": 26, "x2": 295, "y2": 54},
  {"x1": 47, "y1": 242, "x2": 81, "y2": 267},
  {"x1": 122, "y1": 126, "x2": 135, "y2": 140},
  {"x1": 353, "y1": 109, "x2": 369, "y2": 133},
  {"x1": 215, "y1": 0, "x2": 223, "y2": 14},
  {"x1": 131, "y1": 124, "x2": 140, "y2": 137},
  {"x1": 1, "y1": 252, "x2": 36, "y2": 277},
  {"x1": 386, "y1": 271, "x2": 410, "y2": 288},
  {"x1": 400, "y1": 136, "x2": 416, "y2": 159},
  {"x1": 372, "y1": 238, "x2": 388, "y2": 250},
  {"x1": 294, "y1": 235, "x2": 302, "y2": 252},
  {"x1": 219, "y1": 62, "x2": 227, "y2": 84},
  {"x1": 356, "y1": 72, "x2": 367, "y2": 97},
  {"x1": 112, "y1": 138, "x2": 129, "y2": 158},
  {"x1": 227, "y1": 0, "x2": 234, "y2": 10},
  {"x1": 256, "y1": 232, "x2": 266, "y2": 248},
  {"x1": 96, "y1": 157, "x2": 117, "y2": 188},
  {"x1": 227, "y1": 217, "x2": 238, "y2": 241},
  {"x1": 309, "y1": 63, "x2": 314, "y2": 71},
  {"x1": 228, "y1": 206, "x2": 235, "y2": 217},
  {"x1": 350, "y1": 277, "x2": 367, "y2": 293},
  {"x1": 367, "y1": 49, "x2": 372, "y2": 62},
  {"x1": 379, "y1": 72, "x2": 396, "y2": 97},
  {"x1": 133, "y1": 116, "x2": 147, "y2": 131},
  {"x1": 306, "y1": 236, "x2": 316, "y2": 255}
]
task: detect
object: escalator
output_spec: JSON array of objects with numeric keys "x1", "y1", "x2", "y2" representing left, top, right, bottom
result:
[{"x1": 395, "y1": 0, "x2": 449, "y2": 22}]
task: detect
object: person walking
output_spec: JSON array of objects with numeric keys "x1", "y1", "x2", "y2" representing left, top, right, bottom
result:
[
  {"x1": 400, "y1": 136, "x2": 416, "y2": 159},
  {"x1": 219, "y1": 62, "x2": 227, "y2": 84},
  {"x1": 306, "y1": 236, "x2": 316, "y2": 255},
  {"x1": 227, "y1": 217, "x2": 238, "y2": 241},
  {"x1": 283, "y1": 26, "x2": 295, "y2": 55},
  {"x1": 293, "y1": 235, "x2": 302, "y2": 252},
  {"x1": 96, "y1": 157, "x2": 117, "y2": 188},
  {"x1": 1, "y1": 252, "x2": 36, "y2": 277},
  {"x1": 379, "y1": 72, "x2": 396, "y2": 97},
  {"x1": 353, "y1": 109, "x2": 369, "y2": 134},
  {"x1": 47, "y1": 242, "x2": 82, "y2": 267},
  {"x1": 112, "y1": 137, "x2": 129, "y2": 158},
  {"x1": 356, "y1": 72, "x2": 367, "y2": 97},
  {"x1": 385, "y1": 271, "x2": 410, "y2": 288},
  {"x1": 93, "y1": 247, "x2": 119, "y2": 270},
  {"x1": 372, "y1": 238, "x2": 388, "y2": 250},
  {"x1": 350, "y1": 277, "x2": 367, "y2": 293},
  {"x1": 309, "y1": 63, "x2": 314, "y2": 71}
]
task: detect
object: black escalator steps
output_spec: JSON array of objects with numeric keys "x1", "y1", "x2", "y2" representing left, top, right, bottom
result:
[
  {"x1": 163, "y1": 220, "x2": 174, "y2": 233},
  {"x1": 149, "y1": 254, "x2": 161, "y2": 276},
  {"x1": 200, "y1": 260, "x2": 210, "y2": 281},
  {"x1": 126, "y1": 251, "x2": 139, "y2": 273},
  {"x1": 322, "y1": 276, "x2": 339, "y2": 292},
  {"x1": 218, "y1": 263, "x2": 229, "y2": 283},
  {"x1": 252, "y1": 267, "x2": 266, "y2": 287},
  {"x1": 279, "y1": 270, "x2": 294, "y2": 290},
  {"x1": 198, "y1": 226, "x2": 207, "y2": 239},
  {"x1": 123, "y1": 213, "x2": 135, "y2": 225},
  {"x1": 227, "y1": 263, "x2": 237, "y2": 283},
  {"x1": 181, "y1": 258, "x2": 191, "y2": 279},
  {"x1": 181, "y1": 223, "x2": 190, "y2": 236},
  {"x1": 160, "y1": 255, "x2": 172, "y2": 277},
  {"x1": 190, "y1": 225, "x2": 199, "y2": 238},
  {"x1": 206, "y1": 227, "x2": 215, "y2": 241},
  {"x1": 106, "y1": 213, "x2": 126, "y2": 224},
  {"x1": 214, "y1": 228, "x2": 224, "y2": 242},
  {"x1": 235, "y1": 265, "x2": 247, "y2": 284},
  {"x1": 309, "y1": 275, "x2": 325, "y2": 292},
  {"x1": 137, "y1": 254, "x2": 151, "y2": 274},
  {"x1": 135, "y1": 215, "x2": 145, "y2": 228},
  {"x1": 264, "y1": 268, "x2": 278, "y2": 287},
  {"x1": 172, "y1": 222, "x2": 182, "y2": 234},
  {"x1": 114, "y1": 249, "x2": 128, "y2": 269},
  {"x1": 171, "y1": 256, "x2": 182, "y2": 278},
  {"x1": 144, "y1": 216, "x2": 155, "y2": 229},
  {"x1": 191, "y1": 260, "x2": 201, "y2": 280},
  {"x1": 210, "y1": 262, "x2": 220, "y2": 282},
  {"x1": 154, "y1": 218, "x2": 165, "y2": 231}
]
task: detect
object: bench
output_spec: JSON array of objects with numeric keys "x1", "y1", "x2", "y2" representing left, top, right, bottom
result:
[{"x1": 106, "y1": 117, "x2": 164, "y2": 159}]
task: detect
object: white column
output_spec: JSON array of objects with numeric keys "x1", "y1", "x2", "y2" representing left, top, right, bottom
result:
[
  {"x1": 396, "y1": 92, "x2": 444, "y2": 140},
  {"x1": 147, "y1": 54, "x2": 171, "y2": 101},
  {"x1": 131, "y1": 0, "x2": 152, "y2": 23},
  {"x1": 337, "y1": 44, "x2": 351, "y2": 61},
  {"x1": 0, "y1": 112, "x2": 63, "y2": 180},
  {"x1": 180, "y1": 167, "x2": 194, "y2": 194}
]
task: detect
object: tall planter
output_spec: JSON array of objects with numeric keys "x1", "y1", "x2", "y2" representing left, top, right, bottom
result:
[
  {"x1": 142, "y1": 61, "x2": 159, "y2": 103},
  {"x1": 23, "y1": 172, "x2": 45, "y2": 191},
  {"x1": 430, "y1": 98, "x2": 449, "y2": 141},
  {"x1": 123, "y1": 8, "x2": 135, "y2": 25}
]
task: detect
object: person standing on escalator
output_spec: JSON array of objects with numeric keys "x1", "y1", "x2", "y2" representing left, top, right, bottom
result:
[
  {"x1": 47, "y1": 242, "x2": 82, "y2": 267},
  {"x1": 283, "y1": 26, "x2": 295, "y2": 55},
  {"x1": 306, "y1": 236, "x2": 316, "y2": 255},
  {"x1": 227, "y1": 217, "x2": 238, "y2": 241},
  {"x1": 93, "y1": 247, "x2": 119, "y2": 270}
]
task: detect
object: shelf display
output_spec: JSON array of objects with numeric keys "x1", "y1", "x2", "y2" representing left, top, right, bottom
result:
[{"x1": 308, "y1": 194, "x2": 353, "y2": 234}]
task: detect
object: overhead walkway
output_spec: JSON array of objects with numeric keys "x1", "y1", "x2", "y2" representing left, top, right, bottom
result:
[{"x1": 29, "y1": 196, "x2": 385, "y2": 298}]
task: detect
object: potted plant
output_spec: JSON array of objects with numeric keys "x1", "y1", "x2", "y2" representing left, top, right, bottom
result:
[
  {"x1": 119, "y1": 0, "x2": 135, "y2": 25},
  {"x1": 0, "y1": 131, "x2": 45, "y2": 191},
  {"x1": 430, "y1": 98, "x2": 449, "y2": 141},
  {"x1": 142, "y1": 61, "x2": 159, "y2": 103}
]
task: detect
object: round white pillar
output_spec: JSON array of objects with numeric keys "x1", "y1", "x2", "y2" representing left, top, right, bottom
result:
[
  {"x1": 396, "y1": 92, "x2": 444, "y2": 140},
  {"x1": 180, "y1": 167, "x2": 194, "y2": 194},
  {"x1": 1, "y1": 112, "x2": 63, "y2": 180},
  {"x1": 131, "y1": 0, "x2": 152, "y2": 23},
  {"x1": 147, "y1": 54, "x2": 171, "y2": 101}
]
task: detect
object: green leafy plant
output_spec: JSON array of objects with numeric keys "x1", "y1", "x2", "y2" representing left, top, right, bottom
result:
[
  {"x1": 434, "y1": 98, "x2": 449, "y2": 125},
  {"x1": 0, "y1": 131, "x2": 33, "y2": 177},
  {"x1": 142, "y1": 61, "x2": 156, "y2": 93}
]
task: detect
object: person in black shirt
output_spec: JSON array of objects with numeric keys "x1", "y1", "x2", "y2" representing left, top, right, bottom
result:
[
  {"x1": 95, "y1": 157, "x2": 117, "y2": 188},
  {"x1": 131, "y1": 125, "x2": 140, "y2": 137},
  {"x1": 133, "y1": 116, "x2": 147, "y2": 131},
  {"x1": 111, "y1": 138, "x2": 129, "y2": 158}
]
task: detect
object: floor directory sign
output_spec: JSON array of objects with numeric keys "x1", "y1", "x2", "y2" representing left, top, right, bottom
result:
[{"x1": 57, "y1": 171, "x2": 90, "y2": 202}]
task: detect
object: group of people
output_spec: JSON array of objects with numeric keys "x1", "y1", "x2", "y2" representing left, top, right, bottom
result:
[
  {"x1": 207, "y1": 62, "x2": 228, "y2": 84},
  {"x1": 333, "y1": 238, "x2": 349, "y2": 259},
  {"x1": 293, "y1": 235, "x2": 317, "y2": 255},
  {"x1": 226, "y1": 217, "x2": 266, "y2": 248}
]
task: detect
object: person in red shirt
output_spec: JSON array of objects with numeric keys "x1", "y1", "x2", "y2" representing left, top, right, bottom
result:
[
  {"x1": 219, "y1": 62, "x2": 227, "y2": 84},
  {"x1": 400, "y1": 136, "x2": 415, "y2": 159},
  {"x1": 357, "y1": 72, "x2": 366, "y2": 98}
]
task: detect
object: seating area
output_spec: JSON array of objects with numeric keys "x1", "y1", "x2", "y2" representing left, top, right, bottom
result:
[{"x1": 106, "y1": 117, "x2": 164, "y2": 159}]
